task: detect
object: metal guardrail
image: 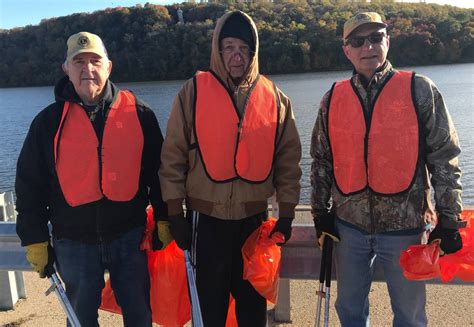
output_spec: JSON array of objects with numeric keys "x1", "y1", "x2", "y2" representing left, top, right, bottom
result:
[
  {"x1": 0, "y1": 192, "x2": 26, "y2": 310},
  {"x1": 1, "y1": 201, "x2": 472, "y2": 315},
  {"x1": 274, "y1": 205, "x2": 474, "y2": 322},
  {"x1": 0, "y1": 191, "x2": 17, "y2": 222},
  {"x1": 0, "y1": 192, "x2": 31, "y2": 271},
  {"x1": 0, "y1": 222, "x2": 30, "y2": 271}
]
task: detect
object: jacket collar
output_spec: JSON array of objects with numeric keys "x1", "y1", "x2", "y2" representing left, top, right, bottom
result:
[{"x1": 353, "y1": 61, "x2": 392, "y2": 90}]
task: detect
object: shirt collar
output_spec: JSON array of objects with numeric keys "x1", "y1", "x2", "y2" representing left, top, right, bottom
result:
[{"x1": 354, "y1": 61, "x2": 392, "y2": 90}]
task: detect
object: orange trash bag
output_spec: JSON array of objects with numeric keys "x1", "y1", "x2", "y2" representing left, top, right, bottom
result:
[
  {"x1": 399, "y1": 243, "x2": 441, "y2": 280},
  {"x1": 242, "y1": 217, "x2": 284, "y2": 304},
  {"x1": 100, "y1": 278, "x2": 122, "y2": 314},
  {"x1": 100, "y1": 207, "x2": 191, "y2": 327},
  {"x1": 225, "y1": 295, "x2": 238, "y2": 327},
  {"x1": 400, "y1": 210, "x2": 474, "y2": 283},
  {"x1": 438, "y1": 210, "x2": 474, "y2": 282}
]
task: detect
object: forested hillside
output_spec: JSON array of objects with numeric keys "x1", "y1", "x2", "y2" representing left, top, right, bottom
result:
[{"x1": 0, "y1": 1, "x2": 472, "y2": 87}]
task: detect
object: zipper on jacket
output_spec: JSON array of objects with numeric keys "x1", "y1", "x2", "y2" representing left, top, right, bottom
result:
[
  {"x1": 235, "y1": 75, "x2": 259, "y2": 136},
  {"x1": 97, "y1": 145, "x2": 104, "y2": 193},
  {"x1": 228, "y1": 181, "x2": 234, "y2": 218},
  {"x1": 96, "y1": 145, "x2": 103, "y2": 243},
  {"x1": 365, "y1": 87, "x2": 376, "y2": 234},
  {"x1": 96, "y1": 117, "x2": 105, "y2": 242}
]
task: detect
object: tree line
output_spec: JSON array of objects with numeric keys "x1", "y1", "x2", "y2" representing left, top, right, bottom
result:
[{"x1": 0, "y1": 0, "x2": 472, "y2": 87}]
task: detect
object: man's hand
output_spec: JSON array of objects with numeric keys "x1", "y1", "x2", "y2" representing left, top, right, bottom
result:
[
  {"x1": 155, "y1": 221, "x2": 174, "y2": 250},
  {"x1": 26, "y1": 241, "x2": 55, "y2": 278},
  {"x1": 168, "y1": 212, "x2": 192, "y2": 251},
  {"x1": 270, "y1": 217, "x2": 293, "y2": 246},
  {"x1": 313, "y1": 213, "x2": 340, "y2": 248},
  {"x1": 428, "y1": 225, "x2": 463, "y2": 255}
]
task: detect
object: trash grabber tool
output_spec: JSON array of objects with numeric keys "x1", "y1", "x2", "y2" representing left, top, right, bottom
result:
[
  {"x1": 315, "y1": 235, "x2": 329, "y2": 327},
  {"x1": 323, "y1": 238, "x2": 334, "y2": 327},
  {"x1": 184, "y1": 250, "x2": 204, "y2": 327},
  {"x1": 45, "y1": 271, "x2": 81, "y2": 327}
]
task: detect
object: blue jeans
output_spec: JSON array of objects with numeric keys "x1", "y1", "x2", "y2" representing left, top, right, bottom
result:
[
  {"x1": 53, "y1": 226, "x2": 151, "y2": 327},
  {"x1": 334, "y1": 220, "x2": 427, "y2": 327}
]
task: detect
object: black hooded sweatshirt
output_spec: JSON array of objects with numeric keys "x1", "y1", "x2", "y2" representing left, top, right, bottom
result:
[{"x1": 16, "y1": 76, "x2": 167, "y2": 245}]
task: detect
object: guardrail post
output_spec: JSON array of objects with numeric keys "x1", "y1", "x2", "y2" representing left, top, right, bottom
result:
[
  {"x1": 0, "y1": 271, "x2": 22, "y2": 310},
  {"x1": 270, "y1": 195, "x2": 292, "y2": 322},
  {"x1": 0, "y1": 191, "x2": 17, "y2": 221},
  {"x1": 14, "y1": 271, "x2": 26, "y2": 299},
  {"x1": 274, "y1": 278, "x2": 291, "y2": 322}
]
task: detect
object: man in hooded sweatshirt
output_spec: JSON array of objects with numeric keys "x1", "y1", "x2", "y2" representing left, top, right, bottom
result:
[
  {"x1": 159, "y1": 10, "x2": 302, "y2": 326},
  {"x1": 15, "y1": 32, "x2": 170, "y2": 326}
]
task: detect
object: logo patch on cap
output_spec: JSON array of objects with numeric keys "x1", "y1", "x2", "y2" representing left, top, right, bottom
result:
[
  {"x1": 356, "y1": 13, "x2": 370, "y2": 22},
  {"x1": 78, "y1": 36, "x2": 89, "y2": 48}
]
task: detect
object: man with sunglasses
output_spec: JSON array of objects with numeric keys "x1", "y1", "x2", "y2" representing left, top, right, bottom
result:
[
  {"x1": 310, "y1": 12, "x2": 464, "y2": 326},
  {"x1": 160, "y1": 10, "x2": 301, "y2": 326}
]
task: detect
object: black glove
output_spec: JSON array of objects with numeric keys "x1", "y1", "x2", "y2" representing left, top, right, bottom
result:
[
  {"x1": 270, "y1": 217, "x2": 293, "y2": 246},
  {"x1": 168, "y1": 212, "x2": 192, "y2": 251},
  {"x1": 45, "y1": 243, "x2": 56, "y2": 278},
  {"x1": 313, "y1": 213, "x2": 340, "y2": 248},
  {"x1": 428, "y1": 225, "x2": 463, "y2": 255}
]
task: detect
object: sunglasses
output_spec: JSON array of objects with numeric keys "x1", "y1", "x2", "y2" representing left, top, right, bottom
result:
[{"x1": 345, "y1": 32, "x2": 386, "y2": 48}]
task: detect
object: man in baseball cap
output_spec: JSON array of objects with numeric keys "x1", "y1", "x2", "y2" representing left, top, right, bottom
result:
[
  {"x1": 311, "y1": 11, "x2": 464, "y2": 327},
  {"x1": 16, "y1": 31, "x2": 170, "y2": 326},
  {"x1": 62, "y1": 32, "x2": 112, "y2": 104},
  {"x1": 340, "y1": 12, "x2": 390, "y2": 81}
]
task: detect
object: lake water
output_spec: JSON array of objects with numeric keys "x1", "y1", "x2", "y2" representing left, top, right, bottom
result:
[{"x1": 0, "y1": 63, "x2": 473, "y2": 205}]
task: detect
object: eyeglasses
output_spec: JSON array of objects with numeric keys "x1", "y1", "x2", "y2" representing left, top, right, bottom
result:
[
  {"x1": 345, "y1": 32, "x2": 386, "y2": 48},
  {"x1": 220, "y1": 45, "x2": 253, "y2": 57}
]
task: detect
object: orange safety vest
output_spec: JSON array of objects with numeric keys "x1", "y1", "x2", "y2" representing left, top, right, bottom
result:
[
  {"x1": 328, "y1": 71, "x2": 420, "y2": 195},
  {"x1": 54, "y1": 90, "x2": 144, "y2": 207},
  {"x1": 194, "y1": 71, "x2": 278, "y2": 183}
]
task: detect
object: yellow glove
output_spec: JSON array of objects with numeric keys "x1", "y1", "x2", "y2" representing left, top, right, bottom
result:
[
  {"x1": 26, "y1": 241, "x2": 49, "y2": 278},
  {"x1": 157, "y1": 221, "x2": 174, "y2": 250}
]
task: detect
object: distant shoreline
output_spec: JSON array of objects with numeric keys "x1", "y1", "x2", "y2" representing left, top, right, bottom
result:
[
  {"x1": 1, "y1": 2, "x2": 473, "y2": 88},
  {"x1": 1, "y1": 62, "x2": 473, "y2": 90}
]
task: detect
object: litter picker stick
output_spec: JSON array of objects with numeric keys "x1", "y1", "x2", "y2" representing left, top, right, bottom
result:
[
  {"x1": 45, "y1": 272, "x2": 81, "y2": 327},
  {"x1": 184, "y1": 250, "x2": 204, "y2": 327},
  {"x1": 315, "y1": 236, "x2": 329, "y2": 327},
  {"x1": 323, "y1": 238, "x2": 334, "y2": 327}
]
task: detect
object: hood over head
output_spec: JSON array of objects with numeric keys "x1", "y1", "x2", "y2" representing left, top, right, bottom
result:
[
  {"x1": 210, "y1": 10, "x2": 259, "y2": 87},
  {"x1": 219, "y1": 13, "x2": 255, "y2": 51}
]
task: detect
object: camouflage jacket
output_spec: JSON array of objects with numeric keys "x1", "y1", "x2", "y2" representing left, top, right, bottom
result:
[{"x1": 310, "y1": 61, "x2": 463, "y2": 233}]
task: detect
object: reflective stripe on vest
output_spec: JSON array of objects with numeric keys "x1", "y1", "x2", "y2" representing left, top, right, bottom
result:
[
  {"x1": 54, "y1": 90, "x2": 144, "y2": 207},
  {"x1": 194, "y1": 71, "x2": 278, "y2": 183},
  {"x1": 328, "y1": 71, "x2": 419, "y2": 195}
]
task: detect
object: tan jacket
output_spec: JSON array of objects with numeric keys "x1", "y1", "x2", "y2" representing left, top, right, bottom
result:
[{"x1": 159, "y1": 11, "x2": 302, "y2": 219}]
